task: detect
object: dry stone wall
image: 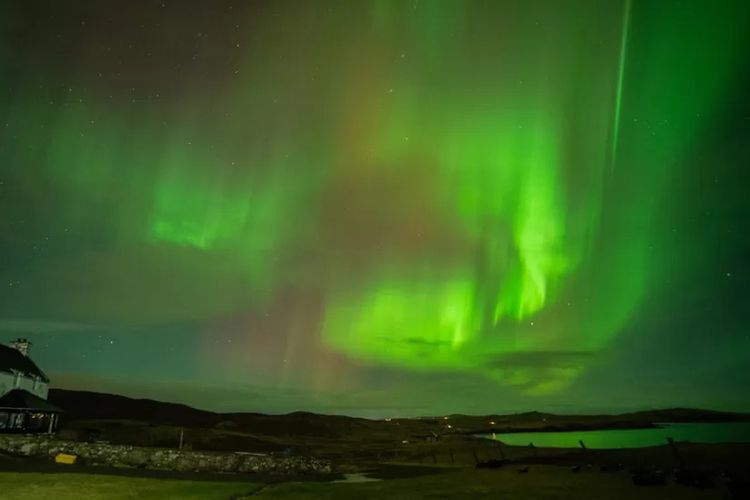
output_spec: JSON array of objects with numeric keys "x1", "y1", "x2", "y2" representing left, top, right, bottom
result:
[{"x1": 0, "y1": 434, "x2": 331, "y2": 474}]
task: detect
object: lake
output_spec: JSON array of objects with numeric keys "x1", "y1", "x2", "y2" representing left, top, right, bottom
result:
[{"x1": 482, "y1": 422, "x2": 750, "y2": 449}]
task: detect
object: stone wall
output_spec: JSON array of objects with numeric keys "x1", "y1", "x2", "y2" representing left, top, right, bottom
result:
[{"x1": 0, "y1": 434, "x2": 331, "y2": 474}]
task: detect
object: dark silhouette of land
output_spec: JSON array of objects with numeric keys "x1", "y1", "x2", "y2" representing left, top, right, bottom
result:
[
  {"x1": 1, "y1": 389, "x2": 747, "y2": 499},
  {"x1": 48, "y1": 388, "x2": 750, "y2": 437}
]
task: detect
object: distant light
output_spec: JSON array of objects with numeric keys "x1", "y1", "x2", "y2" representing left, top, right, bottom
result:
[{"x1": 490, "y1": 421, "x2": 495, "y2": 425}]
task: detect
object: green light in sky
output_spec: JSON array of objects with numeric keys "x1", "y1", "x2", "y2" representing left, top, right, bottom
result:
[
  {"x1": 322, "y1": 0, "x2": 750, "y2": 393},
  {"x1": 325, "y1": 278, "x2": 475, "y2": 369},
  {"x1": 610, "y1": 0, "x2": 632, "y2": 172},
  {"x1": 151, "y1": 177, "x2": 246, "y2": 250},
  {"x1": 1, "y1": 0, "x2": 747, "y2": 408}
]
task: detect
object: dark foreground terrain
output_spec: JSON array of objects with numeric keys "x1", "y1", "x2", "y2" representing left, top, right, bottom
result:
[
  {"x1": 1, "y1": 465, "x2": 746, "y2": 500},
  {"x1": 45, "y1": 389, "x2": 750, "y2": 457},
  {"x1": 0, "y1": 389, "x2": 747, "y2": 499}
]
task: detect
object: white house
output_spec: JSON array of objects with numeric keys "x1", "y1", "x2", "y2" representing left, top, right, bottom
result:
[
  {"x1": 0, "y1": 339, "x2": 49, "y2": 398},
  {"x1": 0, "y1": 338, "x2": 61, "y2": 432}
]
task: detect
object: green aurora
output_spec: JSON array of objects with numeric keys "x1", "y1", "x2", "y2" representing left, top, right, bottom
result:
[{"x1": 0, "y1": 0, "x2": 749, "y2": 414}]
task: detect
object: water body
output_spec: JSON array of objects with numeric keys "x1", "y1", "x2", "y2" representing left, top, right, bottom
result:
[{"x1": 483, "y1": 422, "x2": 750, "y2": 449}]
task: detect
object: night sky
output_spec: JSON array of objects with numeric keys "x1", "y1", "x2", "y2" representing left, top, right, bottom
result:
[{"x1": 1, "y1": 0, "x2": 749, "y2": 417}]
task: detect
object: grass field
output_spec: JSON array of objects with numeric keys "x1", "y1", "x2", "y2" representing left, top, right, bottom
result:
[
  {"x1": 0, "y1": 473, "x2": 260, "y2": 500},
  {"x1": 0, "y1": 467, "x2": 731, "y2": 500},
  {"x1": 250, "y1": 467, "x2": 726, "y2": 500}
]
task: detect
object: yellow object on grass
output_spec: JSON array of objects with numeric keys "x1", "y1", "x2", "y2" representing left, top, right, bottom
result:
[{"x1": 54, "y1": 453, "x2": 77, "y2": 465}]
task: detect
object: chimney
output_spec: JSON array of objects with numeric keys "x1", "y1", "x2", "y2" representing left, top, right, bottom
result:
[{"x1": 10, "y1": 338, "x2": 32, "y2": 357}]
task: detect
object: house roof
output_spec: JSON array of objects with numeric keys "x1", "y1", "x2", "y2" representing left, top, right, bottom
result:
[
  {"x1": 0, "y1": 344, "x2": 50, "y2": 382},
  {"x1": 0, "y1": 389, "x2": 63, "y2": 413}
]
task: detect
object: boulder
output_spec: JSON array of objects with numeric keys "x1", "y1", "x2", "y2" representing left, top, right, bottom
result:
[{"x1": 0, "y1": 434, "x2": 331, "y2": 474}]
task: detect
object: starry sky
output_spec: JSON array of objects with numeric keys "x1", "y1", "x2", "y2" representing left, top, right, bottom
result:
[{"x1": 1, "y1": 0, "x2": 749, "y2": 417}]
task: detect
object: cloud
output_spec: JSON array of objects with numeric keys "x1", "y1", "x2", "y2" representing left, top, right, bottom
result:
[
  {"x1": 484, "y1": 351, "x2": 595, "y2": 369},
  {"x1": 481, "y1": 351, "x2": 596, "y2": 396}
]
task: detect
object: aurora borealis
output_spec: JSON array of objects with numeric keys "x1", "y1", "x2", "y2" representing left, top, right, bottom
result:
[{"x1": 1, "y1": 0, "x2": 749, "y2": 416}]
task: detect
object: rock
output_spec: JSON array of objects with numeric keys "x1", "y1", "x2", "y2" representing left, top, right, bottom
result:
[
  {"x1": 0, "y1": 435, "x2": 330, "y2": 475},
  {"x1": 19, "y1": 442, "x2": 38, "y2": 456},
  {"x1": 121, "y1": 448, "x2": 150, "y2": 467}
]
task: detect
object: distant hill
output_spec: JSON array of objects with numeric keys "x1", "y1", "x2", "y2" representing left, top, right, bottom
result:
[
  {"x1": 48, "y1": 389, "x2": 222, "y2": 427},
  {"x1": 440, "y1": 408, "x2": 750, "y2": 434},
  {"x1": 42, "y1": 388, "x2": 750, "y2": 457},
  {"x1": 618, "y1": 408, "x2": 750, "y2": 423},
  {"x1": 48, "y1": 388, "x2": 750, "y2": 436},
  {"x1": 48, "y1": 389, "x2": 373, "y2": 438}
]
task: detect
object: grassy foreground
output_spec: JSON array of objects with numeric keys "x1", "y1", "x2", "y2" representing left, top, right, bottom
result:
[
  {"x1": 251, "y1": 467, "x2": 724, "y2": 500},
  {"x1": 0, "y1": 472, "x2": 261, "y2": 500},
  {"x1": 0, "y1": 467, "x2": 729, "y2": 500}
]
